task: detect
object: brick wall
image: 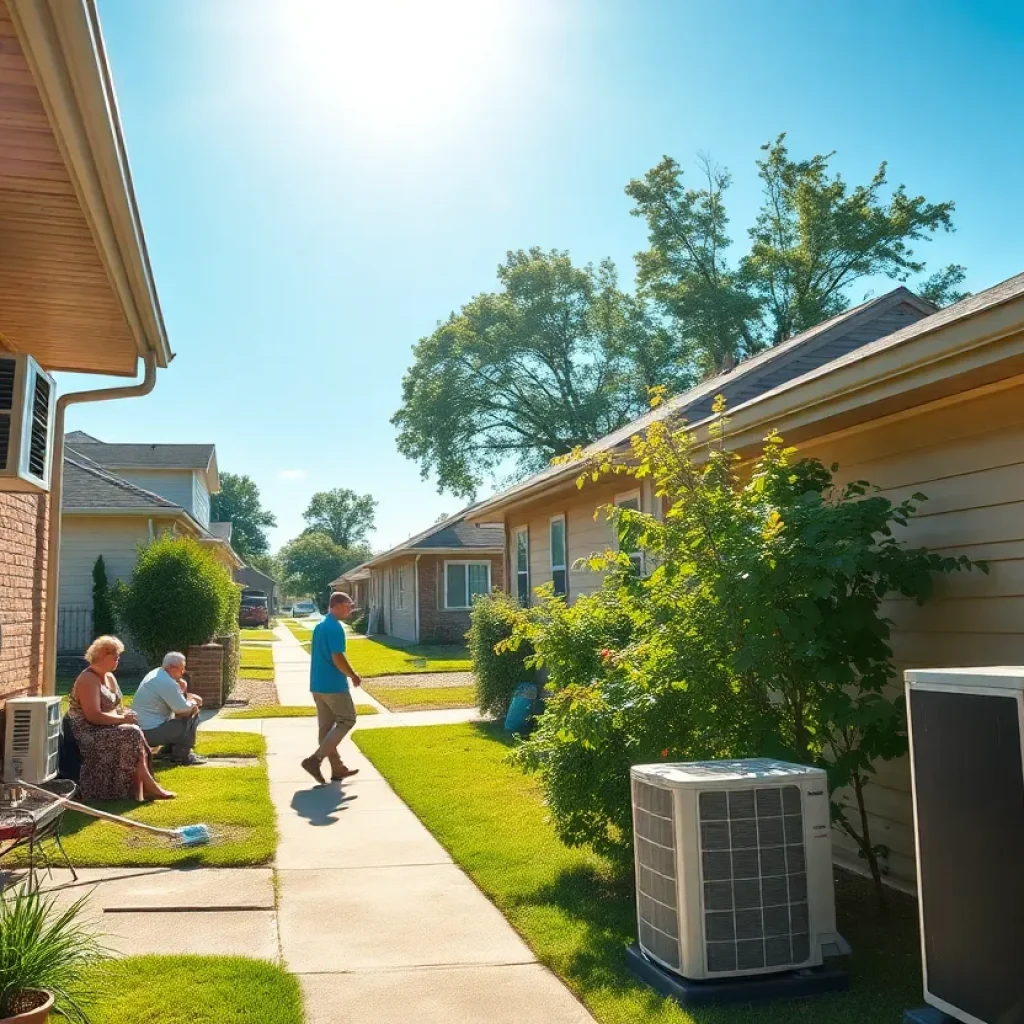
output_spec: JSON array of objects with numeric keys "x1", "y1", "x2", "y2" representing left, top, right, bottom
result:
[
  {"x1": 185, "y1": 642, "x2": 225, "y2": 709},
  {"x1": 417, "y1": 554, "x2": 504, "y2": 645},
  {"x1": 0, "y1": 492, "x2": 48, "y2": 709}
]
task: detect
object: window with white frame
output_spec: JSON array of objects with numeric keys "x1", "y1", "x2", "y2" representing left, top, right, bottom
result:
[
  {"x1": 615, "y1": 490, "x2": 644, "y2": 575},
  {"x1": 515, "y1": 527, "x2": 530, "y2": 605},
  {"x1": 550, "y1": 515, "x2": 567, "y2": 597},
  {"x1": 396, "y1": 566, "x2": 407, "y2": 611},
  {"x1": 445, "y1": 560, "x2": 491, "y2": 610}
]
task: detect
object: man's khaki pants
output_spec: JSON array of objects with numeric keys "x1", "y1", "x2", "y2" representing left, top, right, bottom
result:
[{"x1": 313, "y1": 690, "x2": 357, "y2": 767}]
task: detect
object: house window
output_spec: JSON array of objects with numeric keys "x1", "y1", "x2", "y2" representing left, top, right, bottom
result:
[
  {"x1": 550, "y1": 515, "x2": 567, "y2": 597},
  {"x1": 396, "y1": 567, "x2": 407, "y2": 611},
  {"x1": 445, "y1": 561, "x2": 491, "y2": 610},
  {"x1": 615, "y1": 490, "x2": 644, "y2": 575},
  {"x1": 515, "y1": 527, "x2": 530, "y2": 605}
]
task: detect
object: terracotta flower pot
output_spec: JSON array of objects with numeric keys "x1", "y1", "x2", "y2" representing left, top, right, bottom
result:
[{"x1": 1, "y1": 990, "x2": 54, "y2": 1024}]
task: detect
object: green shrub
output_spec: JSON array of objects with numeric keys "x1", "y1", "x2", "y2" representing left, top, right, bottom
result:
[
  {"x1": 118, "y1": 534, "x2": 237, "y2": 664},
  {"x1": 351, "y1": 611, "x2": 368, "y2": 635},
  {"x1": 512, "y1": 407, "x2": 984, "y2": 898},
  {"x1": 91, "y1": 555, "x2": 116, "y2": 637},
  {"x1": 467, "y1": 591, "x2": 536, "y2": 719}
]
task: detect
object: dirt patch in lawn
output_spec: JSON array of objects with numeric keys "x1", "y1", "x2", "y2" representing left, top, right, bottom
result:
[
  {"x1": 364, "y1": 671, "x2": 474, "y2": 690},
  {"x1": 228, "y1": 678, "x2": 280, "y2": 707}
]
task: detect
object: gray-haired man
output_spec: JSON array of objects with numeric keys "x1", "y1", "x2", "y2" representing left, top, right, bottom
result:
[{"x1": 133, "y1": 652, "x2": 206, "y2": 766}]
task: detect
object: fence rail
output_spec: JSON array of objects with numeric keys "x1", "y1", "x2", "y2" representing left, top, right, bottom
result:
[{"x1": 57, "y1": 605, "x2": 93, "y2": 654}]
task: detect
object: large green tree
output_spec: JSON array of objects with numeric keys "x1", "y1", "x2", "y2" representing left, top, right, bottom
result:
[
  {"x1": 628, "y1": 135, "x2": 968, "y2": 373},
  {"x1": 279, "y1": 532, "x2": 369, "y2": 609},
  {"x1": 210, "y1": 472, "x2": 277, "y2": 560},
  {"x1": 392, "y1": 248, "x2": 689, "y2": 498},
  {"x1": 302, "y1": 489, "x2": 377, "y2": 547}
]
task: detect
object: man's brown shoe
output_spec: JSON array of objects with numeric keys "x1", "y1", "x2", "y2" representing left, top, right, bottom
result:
[
  {"x1": 301, "y1": 756, "x2": 327, "y2": 785},
  {"x1": 331, "y1": 767, "x2": 360, "y2": 781}
]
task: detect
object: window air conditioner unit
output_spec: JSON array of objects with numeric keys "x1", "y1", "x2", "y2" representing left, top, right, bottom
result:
[
  {"x1": 631, "y1": 759, "x2": 847, "y2": 980},
  {"x1": 3, "y1": 696, "x2": 61, "y2": 784},
  {"x1": 906, "y1": 667, "x2": 1024, "y2": 1024},
  {"x1": 0, "y1": 353, "x2": 57, "y2": 492}
]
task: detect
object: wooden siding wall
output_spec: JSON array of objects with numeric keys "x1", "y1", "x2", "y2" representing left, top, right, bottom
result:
[
  {"x1": 508, "y1": 478, "x2": 651, "y2": 604},
  {"x1": 111, "y1": 469, "x2": 195, "y2": 517},
  {"x1": 798, "y1": 379, "x2": 1024, "y2": 886},
  {"x1": 0, "y1": 2, "x2": 138, "y2": 374}
]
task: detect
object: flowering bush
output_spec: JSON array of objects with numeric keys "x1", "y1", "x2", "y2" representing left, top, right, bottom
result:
[{"x1": 511, "y1": 400, "x2": 984, "y2": 898}]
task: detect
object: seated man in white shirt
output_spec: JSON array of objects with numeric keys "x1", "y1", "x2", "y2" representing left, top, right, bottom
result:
[{"x1": 133, "y1": 651, "x2": 205, "y2": 766}]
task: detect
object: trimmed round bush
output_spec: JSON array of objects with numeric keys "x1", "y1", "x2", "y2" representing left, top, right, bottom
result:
[
  {"x1": 467, "y1": 591, "x2": 535, "y2": 719},
  {"x1": 118, "y1": 534, "x2": 238, "y2": 663}
]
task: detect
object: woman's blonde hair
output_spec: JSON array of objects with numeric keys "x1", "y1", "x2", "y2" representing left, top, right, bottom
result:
[{"x1": 84, "y1": 635, "x2": 125, "y2": 664}]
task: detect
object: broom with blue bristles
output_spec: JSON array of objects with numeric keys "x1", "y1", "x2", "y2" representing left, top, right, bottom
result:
[{"x1": 21, "y1": 781, "x2": 213, "y2": 848}]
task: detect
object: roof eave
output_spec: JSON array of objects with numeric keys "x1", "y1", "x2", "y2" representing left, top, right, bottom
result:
[{"x1": 7, "y1": 0, "x2": 172, "y2": 372}]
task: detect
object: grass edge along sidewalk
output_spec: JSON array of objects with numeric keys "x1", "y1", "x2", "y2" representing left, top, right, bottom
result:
[
  {"x1": 354, "y1": 723, "x2": 923, "y2": 1024},
  {"x1": 224, "y1": 704, "x2": 379, "y2": 718},
  {"x1": 84, "y1": 955, "x2": 303, "y2": 1024}
]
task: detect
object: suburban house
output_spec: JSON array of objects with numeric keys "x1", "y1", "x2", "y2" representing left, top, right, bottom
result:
[
  {"x1": 56, "y1": 434, "x2": 242, "y2": 655},
  {"x1": 467, "y1": 271, "x2": 1024, "y2": 889},
  {"x1": 334, "y1": 512, "x2": 505, "y2": 644},
  {"x1": 235, "y1": 563, "x2": 281, "y2": 613},
  {"x1": 0, "y1": 0, "x2": 171, "y2": 716}
]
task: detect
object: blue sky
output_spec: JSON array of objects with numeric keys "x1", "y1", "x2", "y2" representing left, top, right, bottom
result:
[{"x1": 65, "y1": 0, "x2": 1024, "y2": 552}]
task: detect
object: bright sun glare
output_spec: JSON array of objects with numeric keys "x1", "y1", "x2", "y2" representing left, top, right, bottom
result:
[{"x1": 270, "y1": 0, "x2": 526, "y2": 142}]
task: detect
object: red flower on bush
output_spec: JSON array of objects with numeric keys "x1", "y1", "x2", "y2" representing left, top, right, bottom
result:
[
  {"x1": 600, "y1": 648, "x2": 613, "y2": 661},
  {"x1": 660, "y1": 749, "x2": 669, "y2": 759}
]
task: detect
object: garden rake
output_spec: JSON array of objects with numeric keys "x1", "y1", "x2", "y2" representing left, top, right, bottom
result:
[{"x1": 20, "y1": 781, "x2": 213, "y2": 848}]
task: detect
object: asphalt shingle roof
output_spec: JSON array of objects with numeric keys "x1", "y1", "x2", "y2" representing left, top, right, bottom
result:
[
  {"x1": 62, "y1": 451, "x2": 182, "y2": 511},
  {"x1": 65, "y1": 440, "x2": 215, "y2": 471}
]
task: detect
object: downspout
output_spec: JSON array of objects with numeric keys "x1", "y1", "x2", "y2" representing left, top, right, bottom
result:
[
  {"x1": 42, "y1": 353, "x2": 158, "y2": 693},
  {"x1": 413, "y1": 554, "x2": 422, "y2": 644}
]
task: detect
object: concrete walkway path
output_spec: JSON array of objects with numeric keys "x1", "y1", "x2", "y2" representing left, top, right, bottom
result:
[{"x1": 264, "y1": 718, "x2": 595, "y2": 1023}]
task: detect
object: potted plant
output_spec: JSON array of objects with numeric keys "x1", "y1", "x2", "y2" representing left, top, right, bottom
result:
[{"x1": 0, "y1": 886, "x2": 107, "y2": 1023}]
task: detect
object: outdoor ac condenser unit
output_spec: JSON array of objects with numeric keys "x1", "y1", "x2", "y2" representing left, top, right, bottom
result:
[
  {"x1": 631, "y1": 759, "x2": 846, "y2": 980},
  {"x1": 906, "y1": 667, "x2": 1024, "y2": 1024},
  {"x1": 0, "y1": 353, "x2": 57, "y2": 492},
  {"x1": 3, "y1": 696, "x2": 61, "y2": 784}
]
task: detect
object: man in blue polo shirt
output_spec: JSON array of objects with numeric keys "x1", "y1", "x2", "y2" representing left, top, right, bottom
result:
[{"x1": 300, "y1": 591, "x2": 362, "y2": 785}]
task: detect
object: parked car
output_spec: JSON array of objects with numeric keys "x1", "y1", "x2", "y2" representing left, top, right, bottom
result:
[
  {"x1": 292, "y1": 600, "x2": 318, "y2": 618},
  {"x1": 282, "y1": 604, "x2": 293, "y2": 616},
  {"x1": 239, "y1": 591, "x2": 270, "y2": 628}
]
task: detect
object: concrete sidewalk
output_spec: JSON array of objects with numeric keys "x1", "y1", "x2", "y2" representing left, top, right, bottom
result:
[
  {"x1": 269, "y1": 622, "x2": 387, "y2": 714},
  {"x1": 264, "y1": 718, "x2": 595, "y2": 1023}
]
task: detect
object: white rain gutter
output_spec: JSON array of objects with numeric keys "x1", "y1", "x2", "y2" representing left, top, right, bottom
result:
[{"x1": 42, "y1": 353, "x2": 158, "y2": 692}]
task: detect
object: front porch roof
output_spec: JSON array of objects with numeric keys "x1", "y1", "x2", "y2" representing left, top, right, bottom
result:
[{"x1": 0, "y1": 0, "x2": 171, "y2": 375}]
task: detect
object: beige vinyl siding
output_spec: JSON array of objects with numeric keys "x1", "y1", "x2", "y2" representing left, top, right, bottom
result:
[
  {"x1": 798, "y1": 379, "x2": 1024, "y2": 886},
  {"x1": 509, "y1": 478, "x2": 636, "y2": 604},
  {"x1": 58, "y1": 515, "x2": 179, "y2": 608}
]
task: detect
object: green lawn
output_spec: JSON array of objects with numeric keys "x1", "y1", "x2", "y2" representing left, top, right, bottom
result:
[
  {"x1": 240, "y1": 643, "x2": 274, "y2": 681},
  {"x1": 224, "y1": 703, "x2": 379, "y2": 718},
  {"x1": 284, "y1": 620, "x2": 314, "y2": 642},
  {"x1": 240, "y1": 628, "x2": 278, "y2": 641},
  {"x1": 84, "y1": 956, "x2": 303, "y2": 1024},
  {"x1": 14, "y1": 732, "x2": 277, "y2": 868},
  {"x1": 365, "y1": 683, "x2": 477, "y2": 711},
  {"x1": 354, "y1": 724, "x2": 922, "y2": 1024},
  {"x1": 345, "y1": 636, "x2": 472, "y2": 677}
]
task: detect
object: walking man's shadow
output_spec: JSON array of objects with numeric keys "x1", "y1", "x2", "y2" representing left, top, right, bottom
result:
[{"x1": 291, "y1": 784, "x2": 358, "y2": 826}]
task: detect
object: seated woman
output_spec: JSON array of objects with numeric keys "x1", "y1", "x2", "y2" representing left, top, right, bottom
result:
[{"x1": 68, "y1": 635, "x2": 175, "y2": 802}]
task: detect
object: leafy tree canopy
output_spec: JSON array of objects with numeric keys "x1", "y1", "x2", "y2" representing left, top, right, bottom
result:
[
  {"x1": 280, "y1": 531, "x2": 369, "y2": 609},
  {"x1": 210, "y1": 472, "x2": 277, "y2": 560},
  {"x1": 302, "y1": 489, "x2": 377, "y2": 547},
  {"x1": 392, "y1": 247, "x2": 689, "y2": 498},
  {"x1": 628, "y1": 134, "x2": 968, "y2": 373}
]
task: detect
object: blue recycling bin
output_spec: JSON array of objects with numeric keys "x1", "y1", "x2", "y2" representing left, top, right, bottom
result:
[{"x1": 504, "y1": 683, "x2": 540, "y2": 734}]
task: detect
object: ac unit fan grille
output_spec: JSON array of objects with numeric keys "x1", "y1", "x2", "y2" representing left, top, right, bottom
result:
[
  {"x1": 11, "y1": 708, "x2": 33, "y2": 755},
  {"x1": 699, "y1": 785, "x2": 809, "y2": 973},
  {"x1": 0, "y1": 357, "x2": 13, "y2": 470},
  {"x1": 633, "y1": 778, "x2": 680, "y2": 970},
  {"x1": 28, "y1": 371, "x2": 51, "y2": 479}
]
